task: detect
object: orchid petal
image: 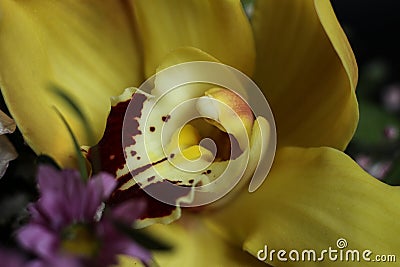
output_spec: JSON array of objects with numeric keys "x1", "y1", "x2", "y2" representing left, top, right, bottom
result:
[
  {"x1": 118, "y1": 216, "x2": 267, "y2": 267},
  {"x1": 132, "y1": 0, "x2": 255, "y2": 77},
  {"x1": 0, "y1": 0, "x2": 142, "y2": 167},
  {"x1": 252, "y1": 0, "x2": 358, "y2": 150},
  {"x1": 206, "y1": 147, "x2": 400, "y2": 266}
]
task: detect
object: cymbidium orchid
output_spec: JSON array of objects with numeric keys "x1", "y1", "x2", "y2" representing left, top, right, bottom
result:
[{"x1": 1, "y1": 1, "x2": 400, "y2": 267}]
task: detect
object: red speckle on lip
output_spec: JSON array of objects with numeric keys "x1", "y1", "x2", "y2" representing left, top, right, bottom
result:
[
  {"x1": 87, "y1": 93, "x2": 147, "y2": 176},
  {"x1": 88, "y1": 92, "x2": 193, "y2": 221}
]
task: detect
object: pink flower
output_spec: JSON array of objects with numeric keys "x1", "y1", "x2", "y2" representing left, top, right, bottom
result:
[{"x1": 17, "y1": 165, "x2": 152, "y2": 267}]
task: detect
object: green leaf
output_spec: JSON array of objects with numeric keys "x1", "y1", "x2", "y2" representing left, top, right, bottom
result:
[
  {"x1": 53, "y1": 107, "x2": 88, "y2": 181},
  {"x1": 49, "y1": 84, "x2": 96, "y2": 144},
  {"x1": 49, "y1": 84, "x2": 101, "y2": 173}
]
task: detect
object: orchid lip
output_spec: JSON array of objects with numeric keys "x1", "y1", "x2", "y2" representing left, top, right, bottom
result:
[{"x1": 118, "y1": 61, "x2": 276, "y2": 207}]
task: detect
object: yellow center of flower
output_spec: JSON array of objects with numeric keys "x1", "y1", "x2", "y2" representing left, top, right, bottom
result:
[
  {"x1": 160, "y1": 87, "x2": 260, "y2": 208},
  {"x1": 162, "y1": 87, "x2": 253, "y2": 180},
  {"x1": 174, "y1": 119, "x2": 238, "y2": 163},
  {"x1": 61, "y1": 223, "x2": 100, "y2": 258}
]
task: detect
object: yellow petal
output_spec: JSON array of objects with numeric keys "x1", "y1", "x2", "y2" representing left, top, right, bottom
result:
[
  {"x1": 119, "y1": 215, "x2": 267, "y2": 267},
  {"x1": 0, "y1": 0, "x2": 142, "y2": 167},
  {"x1": 252, "y1": 0, "x2": 358, "y2": 150},
  {"x1": 206, "y1": 147, "x2": 400, "y2": 266},
  {"x1": 132, "y1": 0, "x2": 255, "y2": 77},
  {"x1": 156, "y1": 46, "x2": 220, "y2": 72},
  {"x1": 314, "y1": 0, "x2": 358, "y2": 89}
]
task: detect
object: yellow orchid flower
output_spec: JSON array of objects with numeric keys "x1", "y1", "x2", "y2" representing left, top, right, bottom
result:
[
  {"x1": 87, "y1": 58, "x2": 275, "y2": 227},
  {"x1": 0, "y1": 1, "x2": 399, "y2": 267}
]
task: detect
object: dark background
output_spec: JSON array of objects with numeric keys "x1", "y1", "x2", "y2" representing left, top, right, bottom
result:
[
  {"x1": 333, "y1": 0, "x2": 400, "y2": 184},
  {"x1": 333, "y1": 0, "x2": 400, "y2": 73}
]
